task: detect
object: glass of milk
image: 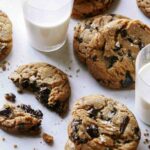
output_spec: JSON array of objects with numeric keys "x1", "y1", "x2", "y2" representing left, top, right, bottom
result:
[
  {"x1": 23, "y1": 0, "x2": 74, "y2": 52},
  {"x1": 135, "y1": 44, "x2": 150, "y2": 125}
]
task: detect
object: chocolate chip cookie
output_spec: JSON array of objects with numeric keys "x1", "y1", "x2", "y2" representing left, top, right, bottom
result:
[
  {"x1": 66, "y1": 95, "x2": 141, "y2": 150},
  {"x1": 9, "y1": 63, "x2": 71, "y2": 116},
  {"x1": 74, "y1": 14, "x2": 129, "y2": 63},
  {"x1": 0, "y1": 104, "x2": 43, "y2": 134},
  {"x1": 137, "y1": 0, "x2": 150, "y2": 18},
  {"x1": 86, "y1": 19, "x2": 150, "y2": 89},
  {"x1": 0, "y1": 11, "x2": 12, "y2": 61},
  {"x1": 72, "y1": 0, "x2": 113, "y2": 19}
]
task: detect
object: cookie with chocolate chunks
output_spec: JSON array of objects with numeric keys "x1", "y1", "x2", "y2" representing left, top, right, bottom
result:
[
  {"x1": 0, "y1": 11, "x2": 12, "y2": 61},
  {"x1": 0, "y1": 104, "x2": 43, "y2": 134},
  {"x1": 72, "y1": 0, "x2": 114, "y2": 19},
  {"x1": 9, "y1": 63, "x2": 71, "y2": 116},
  {"x1": 74, "y1": 14, "x2": 129, "y2": 64},
  {"x1": 66, "y1": 95, "x2": 141, "y2": 150},
  {"x1": 87, "y1": 19, "x2": 150, "y2": 89}
]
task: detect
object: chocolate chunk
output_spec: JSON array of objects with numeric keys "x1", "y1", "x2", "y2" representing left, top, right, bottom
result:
[
  {"x1": 5, "y1": 93, "x2": 16, "y2": 103},
  {"x1": 120, "y1": 29, "x2": 127, "y2": 37},
  {"x1": 36, "y1": 87, "x2": 51, "y2": 104},
  {"x1": 18, "y1": 104, "x2": 43, "y2": 119},
  {"x1": 21, "y1": 79, "x2": 30, "y2": 88},
  {"x1": 121, "y1": 71, "x2": 133, "y2": 88},
  {"x1": 134, "y1": 127, "x2": 141, "y2": 140},
  {"x1": 86, "y1": 124, "x2": 99, "y2": 138},
  {"x1": 120, "y1": 116, "x2": 129, "y2": 134},
  {"x1": 88, "y1": 107, "x2": 99, "y2": 118},
  {"x1": 138, "y1": 41, "x2": 144, "y2": 50},
  {"x1": 0, "y1": 107, "x2": 11, "y2": 117},
  {"x1": 127, "y1": 37, "x2": 133, "y2": 43},
  {"x1": 91, "y1": 55, "x2": 97, "y2": 61},
  {"x1": 30, "y1": 81, "x2": 39, "y2": 92},
  {"x1": 107, "y1": 56, "x2": 118, "y2": 68},
  {"x1": 48, "y1": 101, "x2": 65, "y2": 115},
  {"x1": 77, "y1": 37, "x2": 83, "y2": 43}
]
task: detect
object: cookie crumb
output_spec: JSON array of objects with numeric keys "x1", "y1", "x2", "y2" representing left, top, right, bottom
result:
[
  {"x1": 42, "y1": 133, "x2": 53, "y2": 145},
  {"x1": 14, "y1": 144, "x2": 18, "y2": 148},
  {"x1": 17, "y1": 88, "x2": 23, "y2": 94},
  {"x1": 2, "y1": 138, "x2": 5, "y2": 141},
  {"x1": 0, "y1": 61, "x2": 10, "y2": 72},
  {"x1": 76, "y1": 69, "x2": 80, "y2": 73},
  {"x1": 5, "y1": 93, "x2": 16, "y2": 103}
]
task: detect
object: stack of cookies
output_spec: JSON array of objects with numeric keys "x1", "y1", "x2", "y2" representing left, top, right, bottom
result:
[{"x1": 74, "y1": 14, "x2": 150, "y2": 89}]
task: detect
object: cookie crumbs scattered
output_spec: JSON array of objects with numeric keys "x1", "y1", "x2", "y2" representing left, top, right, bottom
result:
[
  {"x1": 14, "y1": 144, "x2": 18, "y2": 148},
  {"x1": 143, "y1": 129, "x2": 150, "y2": 148},
  {"x1": 2, "y1": 137, "x2": 5, "y2": 141},
  {"x1": 68, "y1": 67, "x2": 71, "y2": 70},
  {"x1": 42, "y1": 133, "x2": 53, "y2": 145},
  {"x1": 5, "y1": 93, "x2": 16, "y2": 103}
]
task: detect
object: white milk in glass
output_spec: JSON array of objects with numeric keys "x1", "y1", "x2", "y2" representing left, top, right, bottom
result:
[
  {"x1": 136, "y1": 62, "x2": 150, "y2": 124},
  {"x1": 23, "y1": 0, "x2": 73, "y2": 51}
]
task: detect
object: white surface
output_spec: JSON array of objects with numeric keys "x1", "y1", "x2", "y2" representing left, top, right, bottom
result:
[{"x1": 0, "y1": 0, "x2": 150, "y2": 150}]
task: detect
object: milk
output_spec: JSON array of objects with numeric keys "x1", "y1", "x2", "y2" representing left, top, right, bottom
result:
[
  {"x1": 135, "y1": 62, "x2": 150, "y2": 124},
  {"x1": 23, "y1": 0, "x2": 73, "y2": 51}
]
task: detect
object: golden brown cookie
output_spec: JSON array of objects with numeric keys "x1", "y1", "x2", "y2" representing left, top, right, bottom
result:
[
  {"x1": 72, "y1": 0, "x2": 113, "y2": 19},
  {"x1": 66, "y1": 95, "x2": 141, "y2": 150},
  {"x1": 0, "y1": 104, "x2": 43, "y2": 135},
  {"x1": 0, "y1": 11, "x2": 12, "y2": 61},
  {"x1": 86, "y1": 19, "x2": 150, "y2": 89},
  {"x1": 9, "y1": 63, "x2": 71, "y2": 116},
  {"x1": 137, "y1": 0, "x2": 150, "y2": 18},
  {"x1": 74, "y1": 14, "x2": 129, "y2": 63}
]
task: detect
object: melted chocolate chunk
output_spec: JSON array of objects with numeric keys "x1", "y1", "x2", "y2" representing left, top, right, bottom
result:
[
  {"x1": 36, "y1": 87, "x2": 51, "y2": 104},
  {"x1": 30, "y1": 81, "x2": 39, "y2": 92},
  {"x1": 91, "y1": 55, "x2": 97, "y2": 61},
  {"x1": 18, "y1": 104, "x2": 43, "y2": 119},
  {"x1": 138, "y1": 41, "x2": 144, "y2": 50},
  {"x1": 77, "y1": 37, "x2": 83, "y2": 43},
  {"x1": 107, "y1": 56, "x2": 118, "y2": 68},
  {"x1": 21, "y1": 79, "x2": 30, "y2": 88},
  {"x1": 0, "y1": 107, "x2": 11, "y2": 117},
  {"x1": 120, "y1": 29, "x2": 127, "y2": 37},
  {"x1": 120, "y1": 116, "x2": 130, "y2": 134},
  {"x1": 48, "y1": 101, "x2": 65, "y2": 115},
  {"x1": 127, "y1": 37, "x2": 133, "y2": 43},
  {"x1": 121, "y1": 71, "x2": 133, "y2": 88},
  {"x1": 88, "y1": 107, "x2": 99, "y2": 118},
  {"x1": 86, "y1": 124, "x2": 99, "y2": 138}
]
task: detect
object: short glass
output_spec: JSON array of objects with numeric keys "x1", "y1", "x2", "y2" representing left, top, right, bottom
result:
[
  {"x1": 135, "y1": 44, "x2": 150, "y2": 125},
  {"x1": 23, "y1": 0, "x2": 74, "y2": 52}
]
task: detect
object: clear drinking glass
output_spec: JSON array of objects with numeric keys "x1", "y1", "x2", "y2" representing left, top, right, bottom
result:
[
  {"x1": 23, "y1": 0, "x2": 74, "y2": 52},
  {"x1": 135, "y1": 44, "x2": 150, "y2": 125}
]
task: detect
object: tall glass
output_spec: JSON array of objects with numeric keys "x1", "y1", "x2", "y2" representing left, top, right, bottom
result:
[
  {"x1": 135, "y1": 44, "x2": 150, "y2": 125},
  {"x1": 23, "y1": 0, "x2": 74, "y2": 52}
]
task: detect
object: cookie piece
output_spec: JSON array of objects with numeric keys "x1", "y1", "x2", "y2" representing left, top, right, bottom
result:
[
  {"x1": 66, "y1": 95, "x2": 141, "y2": 150},
  {"x1": 9, "y1": 63, "x2": 71, "y2": 116},
  {"x1": 74, "y1": 14, "x2": 129, "y2": 63},
  {"x1": 0, "y1": 104, "x2": 43, "y2": 134},
  {"x1": 72, "y1": 0, "x2": 113, "y2": 19},
  {"x1": 137, "y1": 0, "x2": 150, "y2": 18},
  {"x1": 0, "y1": 11, "x2": 12, "y2": 61},
  {"x1": 42, "y1": 133, "x2": 54, "y2": 144},
  {"x1": 86, "y1": 19, "x2": 150, "y2": 89}
]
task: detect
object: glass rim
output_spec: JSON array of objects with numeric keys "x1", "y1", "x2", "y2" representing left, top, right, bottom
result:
[
  {"x1": 136, "y1": 44, "x2": 150, "y2": 87},
  {"x1": 23, "y1": 0, "x2": 74, "y2": 12}
]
